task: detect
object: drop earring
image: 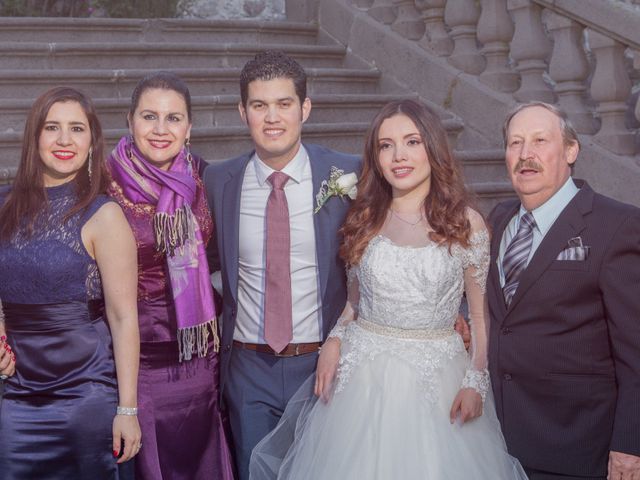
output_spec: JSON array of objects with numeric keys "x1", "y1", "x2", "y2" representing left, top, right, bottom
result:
[
  {"x1": 184, "y1": 137, "x2": 193, "y2": 173},
  {"x1": 87, "y1": 146, "x2": 93, "y2": 182}
]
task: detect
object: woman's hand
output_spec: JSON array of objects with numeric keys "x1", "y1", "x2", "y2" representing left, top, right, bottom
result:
[
  {"x1": 0, "y1": 336, "x2": 16, "y2": 378},
  {"x1": 449, "y1": 388, "x2": 483, "y2": 424},
  {"x1": 112, "y1": 414, "x2": 142, "y2": 463},
  {"x1": 314, "y1": 337, "x2": 341, "y2": 403}
]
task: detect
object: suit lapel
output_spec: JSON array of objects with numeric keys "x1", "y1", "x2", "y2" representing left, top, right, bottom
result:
[
  {"x1": 221, "y1": 154, "x2": 252, "y2": 304},
  {"x1": 506, "y1": 184, "x2": 592, "y2": 314},
  {"x1": 308, "y1": 145, "x2": 333, "y2": 300}
]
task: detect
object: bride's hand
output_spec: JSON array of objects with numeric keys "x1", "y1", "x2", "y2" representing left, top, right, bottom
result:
[
  {"x1": 315, "y1": 337, "x2": 341, "y2": 403},
  {"x1": 449, "y1": 388, "x2": 482, "y2": 424}
]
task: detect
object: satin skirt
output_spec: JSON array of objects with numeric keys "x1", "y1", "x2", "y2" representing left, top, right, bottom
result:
[
  {"x1": 0, "y1": 301, "x2": 132, "y2": 479},
  {"x1": 135, "y1": 341, "x2": 235, "y2": 480}
]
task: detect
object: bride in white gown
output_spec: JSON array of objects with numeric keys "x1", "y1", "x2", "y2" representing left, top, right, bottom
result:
[{"x1": 250, "y1": 100, "x2": 527, "y2": 479}]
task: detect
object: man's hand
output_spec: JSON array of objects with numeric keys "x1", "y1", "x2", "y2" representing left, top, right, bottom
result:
[
  {"x1": 454, "y1": 315, "x2": 471, "y2": 350},
  {"x1": 608, "y1": 450, "x2": 640, "y2": 479}
]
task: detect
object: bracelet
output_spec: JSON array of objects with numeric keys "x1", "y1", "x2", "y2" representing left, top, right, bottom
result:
[{"x1": 116, "y1": 406, "x2": 138, "y2": 416}]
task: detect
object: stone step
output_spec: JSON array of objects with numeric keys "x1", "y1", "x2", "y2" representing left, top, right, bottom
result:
[
  {"x1": 0, "y1": 67, "x2": 383, "y2": 99},
  {"x1": 0, "y1": 42, "x2": 353, "y2": 70},
  {"x1": 471, "y1": 181, "x2": 516, "y2": 214},
  {"x1": 456, "y1": 149, "x2": 509, "y2": 185},
  {"x1": 0, "y1": 93, "x2": 423, "y2": 132},
  {"x1": 0, "y1": 17, "x2": 320, "y2": 44}
]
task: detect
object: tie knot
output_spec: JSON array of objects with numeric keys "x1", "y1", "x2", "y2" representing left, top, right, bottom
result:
[
  {"x1": 268, "y1": 171, "x2": 289, "y2": 190},
  {"x1": 520, "y1": 212, "x2": 535, "y2": 231}
]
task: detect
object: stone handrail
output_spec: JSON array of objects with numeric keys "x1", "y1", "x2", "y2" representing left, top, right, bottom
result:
[{"x1": 353, "y1": 0, "x2": 640, "y2": 156}]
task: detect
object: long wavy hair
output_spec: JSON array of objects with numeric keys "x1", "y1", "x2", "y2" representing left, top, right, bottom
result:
[
  {"x1": 0, "y1": 87, "x2": 108, "y2": 241},
  {"x1": 340, "y1": 100, "x2": 473, "y2": 266}
]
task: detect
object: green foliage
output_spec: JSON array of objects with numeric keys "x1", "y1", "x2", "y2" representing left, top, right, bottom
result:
[
  {"x1": 0, "y1": 0, "x2": 179, "y2": 17},
  {"x1": 93, "y1": 0, "x2": 179, "y2": 18},
  {"x1": 0, "y1": 0, "x2": 92, "y2": 16}
]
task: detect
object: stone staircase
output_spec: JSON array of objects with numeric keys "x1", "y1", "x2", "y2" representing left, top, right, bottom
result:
[{"x1": 0, "y1": 16, "x2": 514, "y2": 212}]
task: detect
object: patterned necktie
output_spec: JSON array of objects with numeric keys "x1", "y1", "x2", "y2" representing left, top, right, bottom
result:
[
  {"x1": 502, "y1": 212, "x2": 536, "y2": 306},
  {"x1": 264, "y1": 172, "x2": 292, "y2": 353}
]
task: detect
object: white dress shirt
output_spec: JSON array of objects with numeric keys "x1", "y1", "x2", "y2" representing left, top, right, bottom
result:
[
  {"x1": 234, "y1": 146, "x2": 322, "y2": 343},
  {"x1": 498, "y1": 177, "x2": 580, "y2": 286}
]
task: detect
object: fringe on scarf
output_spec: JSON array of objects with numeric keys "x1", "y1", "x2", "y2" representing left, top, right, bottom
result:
[
  {"x1": 153, "y1": 205, "x2": 193, "y2": 257},
  {"x1": 177, "y1": 317, "x2": 220, "y2": 363}
]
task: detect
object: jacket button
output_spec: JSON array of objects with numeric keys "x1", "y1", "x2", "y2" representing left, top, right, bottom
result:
[
  {"x1": 223, "y1": 344, "x2": 231, "y2": 352},
  {"x1": 503, "y1": 373, "x2": 512, "y2": 381},
  {"x1": 501, "y1": 327, "x2": 512, "y2": 335}
]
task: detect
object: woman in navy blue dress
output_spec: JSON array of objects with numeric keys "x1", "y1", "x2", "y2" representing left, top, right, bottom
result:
[{"x1": 0, "y1": 87, "x2": 141, "y2": 479}]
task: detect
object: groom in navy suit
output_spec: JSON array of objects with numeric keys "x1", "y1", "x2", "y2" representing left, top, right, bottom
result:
[
  {"x1": 205, "y1": 51, "x2": 360, "y2": 480},
  {"x1": 487, "y1": 102, "x2": 640, "y2": 479}
]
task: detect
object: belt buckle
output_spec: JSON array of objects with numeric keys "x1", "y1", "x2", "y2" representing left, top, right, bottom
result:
[{"x1": 274, "y1": 343, "x2": 299, "y2": 358}]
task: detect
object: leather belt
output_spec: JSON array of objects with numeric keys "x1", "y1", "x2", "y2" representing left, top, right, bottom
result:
[{"x1": 232, "y1": 340, "x2": 322, "y2": 357}]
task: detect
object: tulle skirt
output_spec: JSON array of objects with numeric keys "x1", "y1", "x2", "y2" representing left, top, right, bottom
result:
[{"x1": 250, "y1": 347, "x2": 527, "y2": 479}]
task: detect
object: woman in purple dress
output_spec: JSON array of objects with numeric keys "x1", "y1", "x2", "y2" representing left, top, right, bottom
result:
[
  {"x1": 0, "y1": 87, "x2": 141, "y2": 479},
  {"x1": 108, "y1": 72, "x2": 234, "y2": 480}
]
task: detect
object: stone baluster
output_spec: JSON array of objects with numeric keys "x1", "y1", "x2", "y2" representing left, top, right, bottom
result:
[
  {"x1": 368, "y1": 0, "x2": 397, "y2": 24},
  {"x1": 588, "y1": 30, "x2": 636, "y2": 155},
  {"x1": 507, "y1": 0, "x2": 554, "y2": 102},
  {"x1": 545, "y1": 11, "x2": 596, "y2": 133},
  {"x1": 414, "y1": 0, "x2": 453, "y2": 56},
  {"x1": 390, "y1": 0, "x2": 425, "y2": 40},
  {"x1": 476, "y1": 0, "x2": 518, "y2": 92},
  {"x1": 444, "y1": 0, "x2": 485, "y2": 74}
]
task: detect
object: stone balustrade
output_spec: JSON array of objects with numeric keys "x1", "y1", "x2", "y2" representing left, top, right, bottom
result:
[{"x1": 357, "y1": 0, "x2": 640, "y2": 155}]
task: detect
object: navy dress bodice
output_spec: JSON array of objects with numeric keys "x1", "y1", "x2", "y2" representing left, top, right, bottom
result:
[
  {"x1": 0, "y1": 181, "x2": 132, "y2": 479},
  {"x1": 0, "y1": 182, "x2": 105, "y2": 303}
]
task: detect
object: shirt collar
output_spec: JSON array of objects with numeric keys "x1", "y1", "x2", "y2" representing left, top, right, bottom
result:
[
  {"x1": 517, "y1": 177, "x2": 579, "y2": 236},
  {"x1": 253, "y1": 145, "x2": 308, "y2": 187}
]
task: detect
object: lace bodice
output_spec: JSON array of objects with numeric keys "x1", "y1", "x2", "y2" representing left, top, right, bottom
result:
[
  {"x1": 329, "y1": 210, "x2": 491, "y2": 402},
  {"x1": 0, "y1": 182, "x2": 110, "y2": 304},
  {"x1": 357, "y1": 234, "x2": 487, "y2": 330}
]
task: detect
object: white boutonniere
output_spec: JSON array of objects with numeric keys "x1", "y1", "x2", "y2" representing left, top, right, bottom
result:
[{"x1": 314, "y1": 166, "x2": 358, "y2": 213}]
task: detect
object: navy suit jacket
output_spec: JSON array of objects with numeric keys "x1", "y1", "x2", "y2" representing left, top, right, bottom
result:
[
  {"x1": 487, "y1": 180, "x2": 640, "y2": 477},
  {"x1": 204, "y1": 143, "x2": 360, "y2": 394}
]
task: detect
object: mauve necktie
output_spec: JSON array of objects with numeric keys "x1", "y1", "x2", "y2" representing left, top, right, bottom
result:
[
  {"x1": 502, "y1": 212, "x2": 536, "y2": 306},
  {"x1": 264, "y1": 171, "x2": 292, "y2": 353}
]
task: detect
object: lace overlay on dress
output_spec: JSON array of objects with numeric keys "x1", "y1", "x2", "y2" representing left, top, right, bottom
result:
[
  {"x1": 0, "y1": 183, "x2": 108, "y2": 304},
  {"x1": 329, "y1": 209, "x2": 491, "y2": 402}
]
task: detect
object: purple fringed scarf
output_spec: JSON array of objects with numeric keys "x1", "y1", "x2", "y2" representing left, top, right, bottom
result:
[{"x1": 108, "y1": 136, "x2": 218, "y2": 362}]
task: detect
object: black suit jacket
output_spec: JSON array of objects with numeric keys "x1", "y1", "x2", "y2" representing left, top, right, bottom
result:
[
  {"x1": 487, "y1": 180, "x2": 640, "y2": 477},
  {"x1": 204, "y1": 144, "x2": 361, "y2": 395}
]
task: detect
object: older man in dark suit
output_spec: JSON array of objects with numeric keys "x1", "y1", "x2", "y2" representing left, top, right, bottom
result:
[{"x1": 487, "y1": 102, "x2": 640, "y2": 479}]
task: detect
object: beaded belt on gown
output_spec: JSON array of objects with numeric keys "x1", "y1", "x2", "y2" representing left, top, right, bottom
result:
[{"x1": 356, "y1": 317, "x2": 453, "y2": 340}]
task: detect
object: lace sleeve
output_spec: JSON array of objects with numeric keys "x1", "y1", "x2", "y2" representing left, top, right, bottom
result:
[
  {"x1": 327, "y1": 266, "x2": 360, "y2": 342},
  {"x1": 460, "y1": 210, "x2": 491, "y2": 401}
]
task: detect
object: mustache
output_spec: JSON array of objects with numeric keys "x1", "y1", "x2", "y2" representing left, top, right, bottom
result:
[{"x1": 513, "y1": 159, "x2": 543, "y2": 174}]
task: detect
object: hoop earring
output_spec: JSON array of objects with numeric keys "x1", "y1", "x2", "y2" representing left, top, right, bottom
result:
[{"x1": 87, "y1": 146, "x2": 93, "y2": 182}]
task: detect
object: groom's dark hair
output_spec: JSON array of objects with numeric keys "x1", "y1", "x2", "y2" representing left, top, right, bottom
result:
[{"x1": 239, "y1": 50, "x2": 307, "y2": 107}]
